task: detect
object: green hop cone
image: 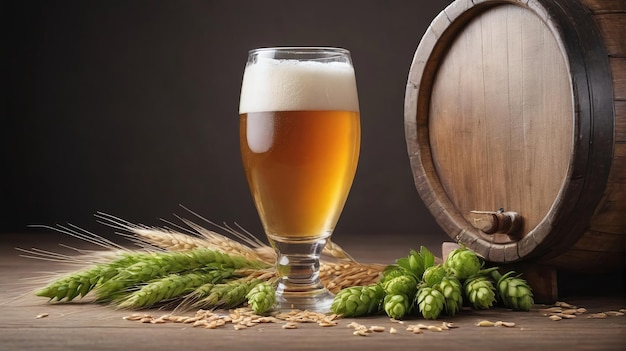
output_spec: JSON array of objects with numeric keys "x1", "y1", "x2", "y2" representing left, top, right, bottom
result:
[
  {"x1": 423, "y1": 265, "x2": 447, "y2": 287},
  {"x1": 330, "y1": 284, "x2": 384, "y2": 317},
  {"x1": 464, "y1": 275, "x2": 496, "y2": 309},
  {"x1": 246, "y1": 282, "x2": 276, "y2": 314},
  {"x1": 438, "y1": 275, "x2": 463, "y2": 316},
  {"x1": 444, "y1": 246, "x2": 482, "y2": 280},
  {"x1": 383, "y1": 294, "x2": 411, "y2": 320},
  {"x1": 496, "y1": 271, "x2": 534, "y2": 311},
  {"x1": 416, "y1": 286, "x2": 445, "y2": 320},
  {"x1": 380, "y1": 266, "x2": 408, "y2": 285},
  {"x1": 382, "y1": 274, "x2": 418, "y2": 297}
]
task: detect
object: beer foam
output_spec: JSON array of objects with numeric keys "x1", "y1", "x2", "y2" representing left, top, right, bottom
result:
[{"x1": 239, "y1": 58, "x2": 359, "y2": 113}]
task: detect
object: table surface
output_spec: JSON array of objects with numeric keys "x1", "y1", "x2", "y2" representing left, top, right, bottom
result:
[{"x1": 1, "y1": 231, "x2": 625, "y2": 351}]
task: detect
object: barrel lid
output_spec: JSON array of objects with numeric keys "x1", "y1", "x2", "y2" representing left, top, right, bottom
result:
[{"x1": 404, "y1": 0, "x2": 614, "y2": 263}]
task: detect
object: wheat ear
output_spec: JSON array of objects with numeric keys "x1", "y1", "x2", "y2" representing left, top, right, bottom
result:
[{"x1": 320, "y1": 262, "x2": 386, "y2": 294}]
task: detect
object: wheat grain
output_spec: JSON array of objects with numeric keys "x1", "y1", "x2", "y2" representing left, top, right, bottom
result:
[
  {"x1": 319, "y1": 262, "x2": 385, "y2": 294},
  {"x1": 178, "y1": 218, "x2": 268, "y2": 262},
  {"x1": 132, "y1": 228, "x2": 214, "y2": 252}
]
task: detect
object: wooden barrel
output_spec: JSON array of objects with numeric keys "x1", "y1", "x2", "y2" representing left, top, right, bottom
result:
[{"x1": 404, "y1": 0, "x2": 625, "y2": 273}]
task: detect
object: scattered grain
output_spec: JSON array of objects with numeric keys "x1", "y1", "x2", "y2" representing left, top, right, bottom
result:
[
  {"x1": 123, "y1": 314, "x2": 151, "y2": 321},
  {"x1": 554, "y1": 313, "x2": 576, "y2": 319},
  {"x1": 35, "y1": 313, "x2": 49, "y2": 319},
  {"x1": 549, "y1": 315, "x2": 562, "y2": 321},
  {"x1": 540, "y1": 307, "x2": 563, "y2": 314},
  {"x1": 353, "y1": 330, "x2": 370, "y2": 337},
  {"x1": 389, "y1": 327, "x2": 398, "y2": 334},
  {"x1": 192, "y1": 320, "x2": 208, "y2": 327},
  {"x1": 604, "y1": 311, "x2": 624, "y2": 317},
  {"x1": 427, "y1": 325, "x2": 443, "y2": 332},
  {"x1": 587, "y1": 312, "x2": 608, "y2": 319},
  {"x1": 555, "y1": 301, "x2": 577, "y2": 309},
  {"x1": 442, "y1": 322, "x2": 458, "y2": 329},
  {"x1": 477, "y1": 320, "x2": 495, "y2": 327},
  {"x1": 150, "y1": 317, "x2": 167, "y2": 324}
]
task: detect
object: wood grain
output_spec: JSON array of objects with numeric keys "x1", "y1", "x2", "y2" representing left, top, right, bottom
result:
[
  {"x1": 404, "y1": 0, "x2": 626, "y2": 272},
  {"x1": 1, "y1": 232, "x2": 625, "y2": 351}
]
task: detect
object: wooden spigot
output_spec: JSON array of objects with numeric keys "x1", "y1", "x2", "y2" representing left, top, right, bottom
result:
[{"x1": 469, "y1": 209, "x2": 522, "y2": 237}]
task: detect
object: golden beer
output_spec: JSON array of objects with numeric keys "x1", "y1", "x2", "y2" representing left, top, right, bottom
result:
[
  {"x1": 239, "y1": 47, "x2": 359, "y2": 311},
  {"x1": 240, "y1": 110, "x2": 360, "y2": 240}
]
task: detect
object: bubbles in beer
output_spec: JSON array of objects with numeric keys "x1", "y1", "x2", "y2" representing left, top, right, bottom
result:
[{"x1": 239, "y1": 58, "x2": 359, "y2": 114}]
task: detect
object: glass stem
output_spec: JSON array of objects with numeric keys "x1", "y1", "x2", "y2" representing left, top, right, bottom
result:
[{"x1": 268, "y1": 236, "x2": 335, "y2": 311}]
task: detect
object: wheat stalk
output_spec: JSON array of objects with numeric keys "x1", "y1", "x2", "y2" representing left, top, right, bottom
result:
[
  {"x1": 117, "y1": 269, "x2": 235, "y2": 309},
  {"x1": 30, "y1": 210, "x2": 386, "y2": 311},
  {"x1": 95, "y1": 212, "x2": 270, "y2": 264},
  {"x1": 95, "y1": 211, "x2": 355, "y2": 264}
]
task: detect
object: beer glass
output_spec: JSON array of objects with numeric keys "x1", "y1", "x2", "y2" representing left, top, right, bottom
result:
[{"x1": 239, "y1": 47, "x2": 360, "y2": 311}]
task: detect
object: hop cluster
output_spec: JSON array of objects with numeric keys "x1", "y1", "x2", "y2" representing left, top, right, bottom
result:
[{"x1": 331, "y1": 245, "x2": 535, "y2": 320}]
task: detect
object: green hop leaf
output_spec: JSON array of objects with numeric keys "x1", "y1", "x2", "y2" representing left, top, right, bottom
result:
[{"x1": 396, "y1": 246, "x2": 436, "y2": 280}]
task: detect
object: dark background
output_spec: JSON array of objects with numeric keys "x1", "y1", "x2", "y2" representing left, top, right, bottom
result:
[{"x1": 2, "y1": 0, "x2": 451, "y2": 245}]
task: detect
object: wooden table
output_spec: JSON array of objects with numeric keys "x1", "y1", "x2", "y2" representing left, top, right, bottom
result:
[{"x1": 1, "y1": 231, "x2": 625, "y2": 350}]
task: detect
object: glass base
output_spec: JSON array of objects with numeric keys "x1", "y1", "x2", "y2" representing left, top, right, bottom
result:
[
  {"x1": 275, "y1": 287, "x2": 335, "y2": 313},
  {"x1": 267, "y1": 234, "x2": 334, "y2": 313}
]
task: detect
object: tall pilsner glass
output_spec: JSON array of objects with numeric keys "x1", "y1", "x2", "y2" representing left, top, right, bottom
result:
[{"x1": 239, "y1": 47, "x2": 360, "y2": 311}]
